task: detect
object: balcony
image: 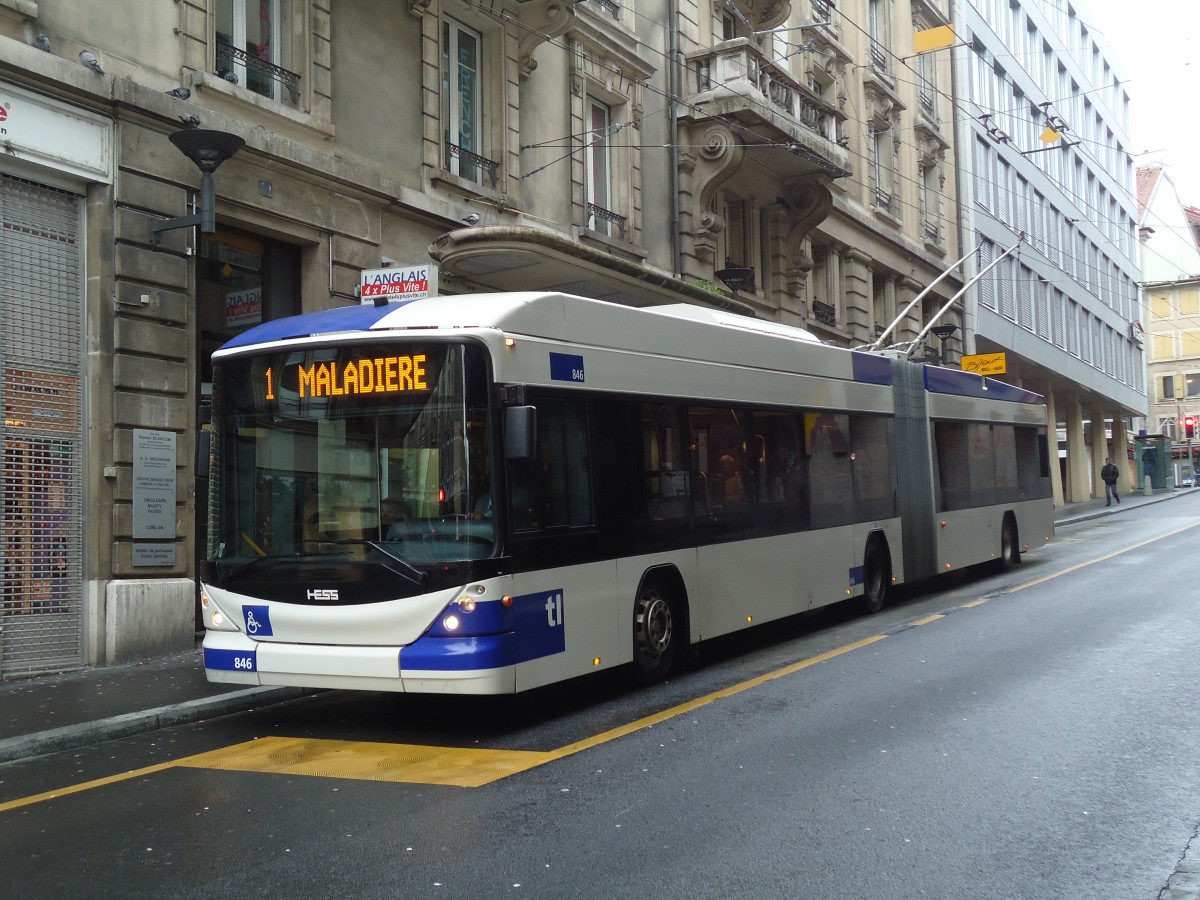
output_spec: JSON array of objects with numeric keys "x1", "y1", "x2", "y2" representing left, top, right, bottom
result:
[
  {"x1": 812, "y1": 300, "x2": 838, "y2": 327},
  {"x1": 216, "y1": 38, "x2": 301, "y2": 104},
  {"x1": 445, "y1": 142, "x2": 500, "y2": 188},
  {"x1": 584, "y1": 0, "x2": 621, "y2": 19},
  {"x1": 587, "y1": 202, "x2": 627, "y2": 238},
  {"x1": 684, "y1": 39, "x2": 850, "y2": 179}
]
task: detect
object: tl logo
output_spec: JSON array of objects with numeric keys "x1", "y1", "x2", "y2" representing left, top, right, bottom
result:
[{"x1": 543, "y1": 592, "x2": 564, "y2": 627}]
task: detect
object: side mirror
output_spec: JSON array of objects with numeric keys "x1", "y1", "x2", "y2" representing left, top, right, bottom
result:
[
  {"x1": 504, "y1": 405, "x2": 537, "y2": 460},
  {"x1": 195, "y1": 427, "x2": 211, "y2": 480}
]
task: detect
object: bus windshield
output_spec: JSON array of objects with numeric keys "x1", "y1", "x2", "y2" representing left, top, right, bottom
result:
[{"x1": 208, "y1": 341, "x2": 495, "y2": 566}]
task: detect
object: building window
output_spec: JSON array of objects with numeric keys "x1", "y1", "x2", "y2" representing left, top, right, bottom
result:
[
  {"x1": 443, "y1": 19, "x2": 496, "y2": 186},
  {"x1": 871, "y1": 127, "x2": 895, "y2": 214},
  {"x1": 868, "y1": 0, "x2": 889, "y2": 73},
  {"x1": 917, "y1": 42, "x2": 936, "y2": 120},
  {"x1": 585, "y1": 99, "x2": 624, "y2": 237},
  {"x1": 920, "y1": 160, "x2": 941, "y2": 243},
  {"x1": 215, "y1": 0, "x2": 299, "y2": 104},
  {"x1": 720, "y1": 196, "x2": 751, "y2": 274}
]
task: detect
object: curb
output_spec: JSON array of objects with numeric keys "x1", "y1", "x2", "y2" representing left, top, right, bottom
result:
[
  {"x1": 1055, "y1": 490, "x2": 1186, "y2": 527},
  {"x1": 0, "y1": 686, "x2": 308, "y2": 764}
]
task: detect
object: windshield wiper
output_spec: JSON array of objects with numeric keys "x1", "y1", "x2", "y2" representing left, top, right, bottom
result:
[
  {"x1": 219, "y1": 552, "x2": 320, "y2": 579},
  {"x1": 306, "y1": 539, "x2": 429, "y2": 588}
]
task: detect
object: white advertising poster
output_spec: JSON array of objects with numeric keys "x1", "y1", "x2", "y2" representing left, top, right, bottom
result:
[
  {"x1": 225, "y1": 287, "x2": 262, "y2": 328},
  {"x1": 360, "y1": 265, "x2": 438, "y2": 304}
]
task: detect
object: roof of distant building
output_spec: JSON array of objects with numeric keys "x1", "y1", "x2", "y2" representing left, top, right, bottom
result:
[
  {"x1": 1186, "y1": 206, "x2": 1200, "y2": 250},
  {"x1": 1136, "y1": 165, "x2": 1163, "y2": 225}
]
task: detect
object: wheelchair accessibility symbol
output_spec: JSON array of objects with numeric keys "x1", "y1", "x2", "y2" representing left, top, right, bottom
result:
[{"x1": 242, "y1": 605, "x2": 273, "y2": 637}]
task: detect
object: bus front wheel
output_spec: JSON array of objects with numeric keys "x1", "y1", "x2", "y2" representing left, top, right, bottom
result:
[{"x1": 632, "y1": 581, "x2": 676, "y2": 684}]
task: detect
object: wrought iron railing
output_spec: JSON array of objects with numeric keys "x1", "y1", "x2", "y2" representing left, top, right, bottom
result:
[
  {"x1": 587, "y1": 202, "x2": 627, "y2": 237},
  {"x1": 216, "y1": 38, "x2": 300, "y2": 102},
  {"x1": 811, "y1": 0, "x2": 833, "y2": 23},
  {"x1": 446, "y1": 142, "x2": 500, "y2": 187},
  {"x1": 813, "y1": 300, "x2": 837, "y2": 327},
  {"x1": 875, "y1": 187, "x2": 894, "y2": 214},
  {"x1": 586, "y1": 0, "x2": 621, "y2": 20},
  {"x1": 924, "y1": 218, "x2": 941, "y2": 243},
  {"x1": 869, "y1": 39, "x2": 888, "y2": 73},
  {"x1": 918, "y1": 78, "x2": 936, "y2": 119}
]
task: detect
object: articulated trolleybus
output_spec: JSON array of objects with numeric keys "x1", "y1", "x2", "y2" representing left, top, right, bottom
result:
[{"x1": 201, "y1": 292, "x2": 1053, "y2": 693}]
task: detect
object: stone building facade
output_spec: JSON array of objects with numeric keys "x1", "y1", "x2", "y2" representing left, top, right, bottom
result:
[{"x1": 0, "y1": 0, "x2": 962, "y2": 672}]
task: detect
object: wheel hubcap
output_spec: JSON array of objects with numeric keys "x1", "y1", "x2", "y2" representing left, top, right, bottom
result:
[{"x1": 637, "y1": 592, "x2": 672, "y2": 657}]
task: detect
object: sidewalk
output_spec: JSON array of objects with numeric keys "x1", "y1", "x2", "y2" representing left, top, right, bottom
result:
[
  {"x1": 0, "y1": 646, "x2": 306, "y2": 763},
  {"x1": 0, "y1": 485, "x2": 1192, "y2": 765}
]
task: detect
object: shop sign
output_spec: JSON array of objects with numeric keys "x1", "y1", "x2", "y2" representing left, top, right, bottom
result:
[
  {"x1": 0, "y1": 79, "x2": 112, "y2": 183},
  {"x1": 360, "y1": 265, "x2": 437, "y2": 304},
  {"x1": 961, "y1": 352, "x2": 1007, "y2": 376}
]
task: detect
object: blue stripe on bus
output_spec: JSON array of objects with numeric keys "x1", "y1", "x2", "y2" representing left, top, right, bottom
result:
[
  {"x1": 204, "y1": 647, "x2": 257, "y2": 672},
  {"x1": 404, "y1": 589, "x2": 566, "y2": 671},
  {"x1": 924, "y1": 366, "x2": 1044, "y2": 404},
  {"x1": 851, "y1": 352, "x2": 893, "y2": 385},
  {"x1": 219, "y1": 302, "x2": 419, "y2": 350}
]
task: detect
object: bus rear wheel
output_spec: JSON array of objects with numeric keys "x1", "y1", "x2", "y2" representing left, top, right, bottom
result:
[
  {"x1": 863, "y1": 536, "x2": 890, "y2": 614},
  {"x1": 999, "y1": 515, "x2": 1021, "y2": 569},
  {"x1": 632, "y1": 581, "x2": 677, "y2": 684}
]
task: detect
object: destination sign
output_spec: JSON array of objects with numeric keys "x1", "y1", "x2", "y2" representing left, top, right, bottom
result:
[{"x1": 264, "y1": 354, "x2": 428, "y2": 400}]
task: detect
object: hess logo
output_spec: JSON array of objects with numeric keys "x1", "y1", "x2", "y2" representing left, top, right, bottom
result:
[{"x1": 307, "y1": 589, "x2": 339, "y2": 601}]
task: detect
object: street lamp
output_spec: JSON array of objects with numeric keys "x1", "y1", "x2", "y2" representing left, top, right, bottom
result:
[
  {"x1": 930, "y1": 323, "x2": 958, "y2": 365},
  {"x1": 150, "y1": 129, "x2": 245, "y2": 241},
  {"x1": 715, "y1": 264, "x2": 756, "y2": 306}
]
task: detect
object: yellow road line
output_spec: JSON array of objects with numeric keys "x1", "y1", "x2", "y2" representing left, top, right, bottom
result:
[
  {"x1": 0, "y1": 760, "x2": 179, "y2": 814},
  {"x1": 6, "y1": 520, "x2": 1198, "y2": 806},
  {"x1": 547, "y1": 634, "x2": 889, "y2": 761}
]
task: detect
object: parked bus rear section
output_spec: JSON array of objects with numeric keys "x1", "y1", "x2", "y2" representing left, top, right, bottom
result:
[{"x1": 199, "y1": 292, "x2": 1053, "y2": 694}]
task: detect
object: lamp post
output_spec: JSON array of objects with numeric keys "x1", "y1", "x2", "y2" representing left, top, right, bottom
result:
[
  {"x1": 930, "y1": 323, "x2": 958, "y2": 365},
  {"x1": 715, "y1": 263, "x2": 755, "y2": 306},
  {"x1": 150, "y1": 129, "x2": 245, "y2": 241}
]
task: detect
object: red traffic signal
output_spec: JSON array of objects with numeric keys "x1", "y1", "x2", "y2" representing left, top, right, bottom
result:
[{"x1": 1186, "y1": 416, "x2": 1196, "y2": 439}]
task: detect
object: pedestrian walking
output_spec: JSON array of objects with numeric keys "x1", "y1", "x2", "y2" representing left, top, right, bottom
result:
[{"x1": 1100, "y1": 457, "x2": 1121, "y2": 506}]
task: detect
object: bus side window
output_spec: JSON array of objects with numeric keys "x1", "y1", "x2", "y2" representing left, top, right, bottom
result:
[
  {"x1": 757, "y1": 410, "x2": 808, "y2": 532},
  {"x1": 511, "y1": 398, "x2": 593, "y2": 530},
  {"x1": 933, "y1": 421, "x2": 969, "y2": 511},
  {"x1": 807, "y1": 412, "x2": 853, "y2": 528},
  {"x1": 688, "y1": 406, "x2": 750, "y2": 515},
  {"x1": 641, "y1": 403, "x2": 688, "y2": 522},
  {"x1": 849, "y1": 415, "x2": 895, "y2": 521}
]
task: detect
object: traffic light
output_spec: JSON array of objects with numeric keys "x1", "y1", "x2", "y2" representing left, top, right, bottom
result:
[{"x1": 1186, "y1": 416, "x2": 1196, "y2": 439}]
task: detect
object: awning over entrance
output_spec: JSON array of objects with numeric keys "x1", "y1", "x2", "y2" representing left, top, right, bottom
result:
[{"x1": 428, "y1": 225, "x2": 756, "y2": 316}]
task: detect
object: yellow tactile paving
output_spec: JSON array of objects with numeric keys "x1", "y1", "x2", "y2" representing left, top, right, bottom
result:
[{"x1": 176, "y1": 736, "x2": 553, "y2": 788}]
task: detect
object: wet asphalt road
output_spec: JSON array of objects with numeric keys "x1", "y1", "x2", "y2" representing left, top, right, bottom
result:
[{"x1": 3, "y1": 496, "x2": 1200, "y2": 898}]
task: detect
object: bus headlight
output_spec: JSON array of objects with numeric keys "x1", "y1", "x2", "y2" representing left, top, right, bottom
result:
[
  {"x1": 442, "y1": 613, "x2": 461, "y2": 632},
  {"x1": 201, "y1": 587, "x2": 238, "y2": 632},
  {"x1": 457, "y1": 597, "x2": 477, "y2": 613}
]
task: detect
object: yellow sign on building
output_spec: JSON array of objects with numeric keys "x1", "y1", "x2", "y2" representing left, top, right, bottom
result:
[{"x1": 961, "y1": 352, "x2": 1007, "y2": 375}]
